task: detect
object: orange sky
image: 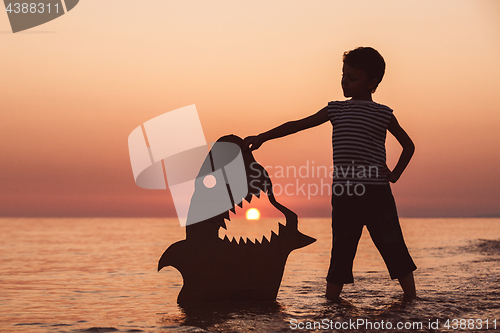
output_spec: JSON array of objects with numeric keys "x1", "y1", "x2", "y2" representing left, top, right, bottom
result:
[{"x1": 1, "y1": 0, "x2": 500, "y2": 217}]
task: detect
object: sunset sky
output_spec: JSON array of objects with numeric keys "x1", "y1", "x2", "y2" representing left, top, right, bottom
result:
[{"x1": 1, "y1": 0, "x2": 499, "y2": 218}]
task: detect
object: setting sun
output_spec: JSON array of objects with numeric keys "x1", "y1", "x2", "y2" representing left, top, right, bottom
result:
[{"x1": 246, "y1": 208, "x2": 260, "y2": 220}]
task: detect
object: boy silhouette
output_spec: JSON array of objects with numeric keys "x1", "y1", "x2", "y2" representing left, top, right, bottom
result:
[{"x1": 243, "y1": 47, "x2": 417, "y2": 301}]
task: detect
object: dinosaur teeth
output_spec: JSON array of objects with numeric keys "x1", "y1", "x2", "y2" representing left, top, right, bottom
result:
[
  {"x1": 278, "y1": 222, "x2": 286, "y2": 235},
  {"x1": 220, "y1": 227, "x2": 281, "y2": 245},
  {"x1": 217, "y1": 196, "x2": 284, "y2": 245},
  {"x1": 267, "y1": 222, "x2": 280, "y2": 241},
  {"x1": 270, "y1": 230, "x2": 279, "y2": 242}
]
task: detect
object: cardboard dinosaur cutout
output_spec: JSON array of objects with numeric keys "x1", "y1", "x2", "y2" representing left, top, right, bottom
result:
[{"x1": 158, "y1": 135, "x2": 316, "y2": 303}]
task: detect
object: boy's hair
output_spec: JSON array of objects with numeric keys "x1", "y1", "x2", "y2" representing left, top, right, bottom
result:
[{"x1": 343, "y1": 47, "x2": 385, "y2": 91}]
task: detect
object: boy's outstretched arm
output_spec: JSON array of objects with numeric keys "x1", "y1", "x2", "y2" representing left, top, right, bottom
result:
[
  {"x1": 243, "y1": 107, "x2": 329, "y2": 150},
  {"x1": 386, "y1": 114, "x2": 415, "y2": 183}
]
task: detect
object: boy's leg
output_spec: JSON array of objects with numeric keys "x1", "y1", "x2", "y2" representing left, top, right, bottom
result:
[
  {"x1": 398, "y1": 272, "x2": 416, "y2": 300},
  {"x1": 326, "y1": 188, "x2": 364, "y2": 300},
  {"x1": 365, "y1": 185, "x2": 417, "y2": 297},
  {"x1": 326, "y1": 282, "x2": 343, "y2": 301}
]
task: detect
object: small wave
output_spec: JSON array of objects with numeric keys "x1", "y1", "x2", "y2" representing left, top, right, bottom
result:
[
  {"x1": 158, "y1": 325, "x2": 211, "y2": 332},
  {"x1": 51, "y1": 323, "x2": 73, "y2": 327},
  {"x1": 81, "y1": 327, "x2": 119, "y2": 332},
  {"x1": 462, "y1": 239, "x2": 500, "y2": 257},
  {"x1": 476, "y1": 239, "x2": 500, "y2": 254}
]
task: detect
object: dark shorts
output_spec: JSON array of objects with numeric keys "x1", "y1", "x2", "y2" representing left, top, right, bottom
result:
[{"x1": 326, "y1": 184, "x2": 417, "y2": 284}]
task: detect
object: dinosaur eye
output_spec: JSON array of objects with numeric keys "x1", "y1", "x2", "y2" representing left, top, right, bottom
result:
[{"x1": 203, "y1": 175, "x2": 217, "y2": 188}]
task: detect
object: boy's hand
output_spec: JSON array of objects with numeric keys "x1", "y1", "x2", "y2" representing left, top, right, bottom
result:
[
  {"x1": 242, "y1": 135, "x2": 264, "y2": 151},
  {"x1": 381, "y1": 165, "x2": 399, "y2": 183},
  {"x1": 241, "y1": 107, "x2": 329, "y2": 152}
]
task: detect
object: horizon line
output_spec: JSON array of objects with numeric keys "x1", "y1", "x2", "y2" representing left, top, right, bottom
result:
[{"x1": 1, "y1": 215, "x2": 499, "y2": 219}]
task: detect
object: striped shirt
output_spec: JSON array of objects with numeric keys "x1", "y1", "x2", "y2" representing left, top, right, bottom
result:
[{"x1": 327, "y1": 100, "x2": 393, "y2": 185}]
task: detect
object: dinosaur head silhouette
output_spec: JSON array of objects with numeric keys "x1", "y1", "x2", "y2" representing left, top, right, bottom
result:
[{"x1": 158, "y1": 135, "x2": 315, "y2": 303}]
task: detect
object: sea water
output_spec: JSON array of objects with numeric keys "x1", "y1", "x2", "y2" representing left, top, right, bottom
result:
[{"x1": 0, "y1": 217, "x2": 499, "y2": 332}]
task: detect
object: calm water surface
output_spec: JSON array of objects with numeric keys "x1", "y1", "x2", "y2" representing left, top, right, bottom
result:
[{"x1": 1, "y1": 218, "x2": 499, "y2": 332}]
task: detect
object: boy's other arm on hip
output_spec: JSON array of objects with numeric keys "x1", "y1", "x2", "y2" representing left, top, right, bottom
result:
[
  {"x1": 386, "y1": 114, "x2": 415, "y2": 183},
  {"x1": 243, "y1": 107, "x2": 329, "y2": 151}
]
